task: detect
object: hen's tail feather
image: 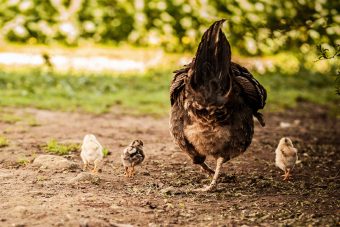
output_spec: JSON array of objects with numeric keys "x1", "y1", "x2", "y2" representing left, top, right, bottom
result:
[{"x1": 190, "y1": 19, "x2": 231, "y2": 95}]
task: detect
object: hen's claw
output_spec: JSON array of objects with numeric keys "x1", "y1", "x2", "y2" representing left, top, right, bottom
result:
[{"x1": 193, "y1": 184, "x2": 217, "y2": 192}]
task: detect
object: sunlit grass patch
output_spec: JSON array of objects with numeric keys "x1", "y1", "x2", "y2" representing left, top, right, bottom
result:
[
  {"x1": 17, "y1": 158, "x2": 30, "y2": 166},
  {"x1": 0, "y1": 113, "x2": 21, "y2": 124},
  {"x1": 255, "y1": 67, "x2": 339, "y2": 112},
  {"x1": 102, "y1": 147, "x2": 110, "y2": 157},
  {"x1": 0, "y1": 67, "x2": 172, "y2": 115},
  {"x1": 27, "y1": 118, "x2": 40, "y2": 127},
  {"x1": 24, "y1": 113, "x2": 41, "y2": 127},
  {"x1": 43, "y1": 139, "x2": 80, "y2": 155},
  {"x1": 0, "y1": 135, "x2": 9, "y2": 148}
]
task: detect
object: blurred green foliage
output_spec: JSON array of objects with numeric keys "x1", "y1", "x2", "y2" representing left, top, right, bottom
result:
[{"x1": 0, "y1": 0, "x2": 338, "y2": 54}]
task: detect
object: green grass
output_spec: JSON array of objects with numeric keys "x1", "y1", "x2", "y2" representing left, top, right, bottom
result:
[
  {"x1": 0, "y1": 113, "x2": 21, "y2": 124},
  {"x1": 0, "y1": 67, "x2": 171, "y2": 115},
  {"x1": 102, "y1": 148, "x2": 110, "y2": 157},
  {"x1": 44, "y1": 139, "x2": 80, "y2": 155},
  {"x1": 255, "y1": 67, "x2": 339, "y2": 112},
  {"x1": 17, "y1": 158, "x2": 30, "y2": 166},
  {"x1": 22, "y1": 113, "x2": 41, "y2": 127},
  {"x1": 0, "y1": 64, "x2": 338, "y2": 116},
  {"x1": 27, "y1": 118, "x2": 40, "y2": 127},
  {"x1": 0, "y1": 135, "x2": 9, "y2": 148}
]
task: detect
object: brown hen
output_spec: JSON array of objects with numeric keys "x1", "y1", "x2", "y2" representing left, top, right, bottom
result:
[{"x1": 170, "y1": 20, "x2": 267, "y2": 191}]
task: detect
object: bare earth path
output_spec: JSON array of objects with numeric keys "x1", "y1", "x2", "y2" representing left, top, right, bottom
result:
[{"x1": 0, "y1": 103, "x2": 339, "y2": 226}]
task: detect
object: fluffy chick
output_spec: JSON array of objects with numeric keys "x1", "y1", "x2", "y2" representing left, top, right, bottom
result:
[
  {"x1": 121, "y1": 140, "x2": 145, "y2": 177},
  {"x1": 81, "y1": 134, "x2": 103, "y2": 173},
  {"x1": 275, "y1": 137, "x2": 298, "y2": 180}
]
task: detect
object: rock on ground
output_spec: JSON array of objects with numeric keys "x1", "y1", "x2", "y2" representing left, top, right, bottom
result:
[
  {"x1": 68, "y1": 172, "x2": 100, "y2": 184},
  {"x1": 32, "y1": 155, "x2": 78, "y2": 171}
]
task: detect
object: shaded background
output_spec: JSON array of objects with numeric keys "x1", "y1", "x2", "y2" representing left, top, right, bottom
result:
[
  {"x1": 0, "y1": 0, "x2": 339, "y2": 114},
  {"x1": 1, "y1": 0, "x2": 339, "y2": 53}
]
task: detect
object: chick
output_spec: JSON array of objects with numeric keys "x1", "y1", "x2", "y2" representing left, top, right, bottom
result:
[
  {"x1": 275, "y1": 137, "x2": 298, "y2": 180},
  {"x1": 81, "y1": 134, "x2": 103, "y2": 173},
  {"x1": 121, "y1": 140, "x2": 145, "y2": 177}
]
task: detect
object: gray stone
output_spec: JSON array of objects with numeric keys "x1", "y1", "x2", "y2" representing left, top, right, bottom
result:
[
  {"x1": 12, "y1": 206, "x2": 29, "y2": 218},
  {"x1": 32, "y1": 155, "x2": 78, "y2": 171},
  {"x1": 68, "y1": 172, "x2": 100, "y2": 184}
]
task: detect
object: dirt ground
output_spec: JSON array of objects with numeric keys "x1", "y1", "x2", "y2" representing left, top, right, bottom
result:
[{"x1": 0, "y1": 103, "x2": 339, "y2": 227}]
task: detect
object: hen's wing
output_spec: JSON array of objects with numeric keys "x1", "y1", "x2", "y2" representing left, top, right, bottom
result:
[
  {"x1": 231, "y1": 62, "x2": 267, "y2": 126},
  {"x1": 170, "y1": 60, "x2": 208, "y2": 164},
  {"x1": 170, "y1": 61, "x2": 192, "y2": 106}
]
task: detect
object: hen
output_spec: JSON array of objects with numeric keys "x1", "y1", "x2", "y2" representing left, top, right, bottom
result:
[
  {"x1": 275, "y1": 137, "x2": 298, "y2": 181},
  {"x1": 121, "y1": 140, "x2": 145, "y2": 177},
  {"x1": 170, "y1": 20, "x2": 267, "y2": 191},
  {"x1": 81, "y1": 134, "x2": 103, "y2": 173}
]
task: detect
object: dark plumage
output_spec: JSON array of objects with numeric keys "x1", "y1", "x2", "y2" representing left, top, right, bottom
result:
[
  {"x1": 169, "y1": 20, "x2": 267, "y2": 191},
  {"x1": 121, "y1": 140, "x2": 145, "y2": 177}
]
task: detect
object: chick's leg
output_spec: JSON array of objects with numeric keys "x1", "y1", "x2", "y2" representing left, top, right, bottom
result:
[
  {"x1": 128, "y1": 167, "x2": 134, "y2": 178},
  {"x1": 92, "y1": 159, "x2": 101, "y2": 173},
  {"x1": 83, "y1": 161, "x2": 88, "y2": 171},
  {"x1": 125, "y1": 166, "x2": 133, "y2": 178},
  {"x1": 283, "y1": 169, "x2": 291, "y2": 181},
  {"x1": 124, "y1": 166, "x2": 129, "y2": 177},
  {"x1": 196, "y1": 157, "x2": 224, "y2": 192},
  {"x1": 130, "y1": 166, "x2": 135, "y2": 177}
]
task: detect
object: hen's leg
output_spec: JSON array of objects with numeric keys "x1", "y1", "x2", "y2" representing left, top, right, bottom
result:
[
  {"x1": 187, "y1": 147, "x2": 214, "y2": 176},
  {"x1": 199, "y1": 163, "x2": 215, "y2": 176},
  {"x1": 171, "y1": 121, "x2": 214, "y2": 175},
  {"x1": 196, "y1": 157, "x2": 224, "y2": 192}
]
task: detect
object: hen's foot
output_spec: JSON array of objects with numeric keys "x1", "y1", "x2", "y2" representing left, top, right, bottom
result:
[
  {"x1": 194, "y1": 157, "x2": 224, "y2": 193},
  {"x1": 192, "y1": 183, "x2": 217, "y2": 192}
]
